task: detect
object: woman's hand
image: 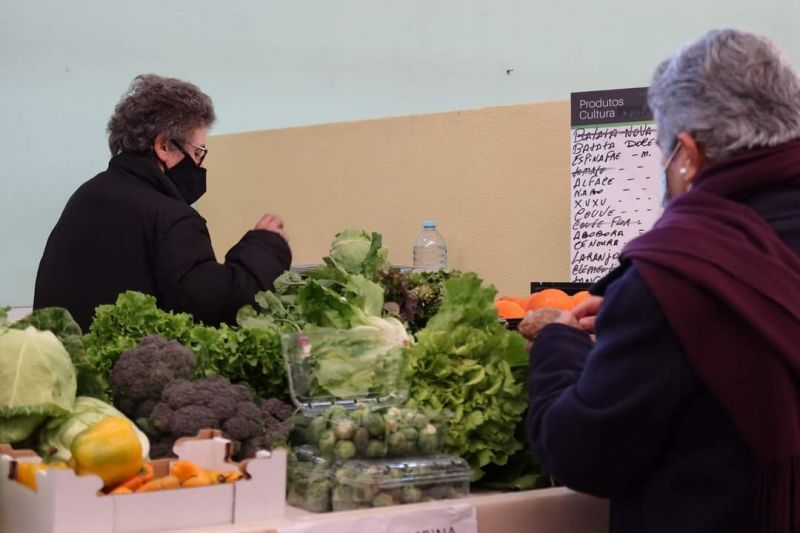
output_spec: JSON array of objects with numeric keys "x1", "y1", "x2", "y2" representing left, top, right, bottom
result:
[
  {"x1": 255, "y1": 213, "x2": 287, "y2": 241},
  {"x1": 572, "y1": 295, "x2": 604, "y2": 333}
]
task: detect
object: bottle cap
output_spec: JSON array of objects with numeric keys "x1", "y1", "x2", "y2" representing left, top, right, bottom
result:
[{"x1": 422, "y1": 220, "x2": 436, "y2": 228}]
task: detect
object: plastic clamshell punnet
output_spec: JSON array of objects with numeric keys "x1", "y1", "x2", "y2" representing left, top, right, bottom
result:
[
  {"x1": 282, "y1": 328, "x2": 408, "y2": 416},
  {"x1": 294, "y1": 405, "x2": 447, "y2": 461},
  {"x1": 286, "y1": 445, "x2": 334, "y2": 513},
  {"x1": 331, "y1": 454, "x2": 470, "y2": 511}
]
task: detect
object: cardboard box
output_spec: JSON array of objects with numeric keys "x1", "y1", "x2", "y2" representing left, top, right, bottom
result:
[{"x1": 0, "y1": 430, "x2": 286, "y2": 533}]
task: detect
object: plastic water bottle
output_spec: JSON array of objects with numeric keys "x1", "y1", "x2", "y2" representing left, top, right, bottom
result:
[{"x1": 412, "y1": 220, "x2": 447, "y2": 271}]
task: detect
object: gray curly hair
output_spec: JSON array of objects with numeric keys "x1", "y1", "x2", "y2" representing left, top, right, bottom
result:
[
  {"x1": 648, "y1": 28, "x2": 800, "y2": 161},
  {"x1": 107, "y1": 74, "x2": 216, "y2": 155}
]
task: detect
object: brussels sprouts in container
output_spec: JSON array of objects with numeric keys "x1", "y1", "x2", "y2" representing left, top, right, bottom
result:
[
  {"x1": 296, "y1": 405, "x2": 447, "y2": 460},
  {"x1": 331, "y1": 455, "x2": 470, "y2": 511},
  {"x1": 287, "y1": 445, "x2": 334, "y2": 513}
]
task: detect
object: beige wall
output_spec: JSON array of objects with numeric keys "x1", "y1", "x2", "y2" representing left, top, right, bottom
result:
[{"x1": 199, "y1": 101, "x2": 571, "y2": 297}]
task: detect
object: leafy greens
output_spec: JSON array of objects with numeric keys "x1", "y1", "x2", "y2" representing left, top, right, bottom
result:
[{"x1": 403, "y1": 273, "x2": 529, "y2": 480}]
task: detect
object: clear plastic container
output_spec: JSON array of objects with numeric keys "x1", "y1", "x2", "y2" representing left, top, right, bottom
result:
[
  {"x1": 294, "y1": 405, "x2": 447, "y2": 460},
  {"x1": 331, "y1": 455, "x2": 470, "y2": 511},
  {"x1": 412, "y1": 220, "x2": 447, "y2": 272},
  {"x1": 286, "y1": 445, "x2": 334, "y2": 513},
  {"x1": 282, "y1": 328, "x2": 408, "y2": 415}
]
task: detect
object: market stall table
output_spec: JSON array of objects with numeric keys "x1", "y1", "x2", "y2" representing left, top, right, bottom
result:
[{"x1": 166, "y1": 487, "x2": 609, "y2": 533}]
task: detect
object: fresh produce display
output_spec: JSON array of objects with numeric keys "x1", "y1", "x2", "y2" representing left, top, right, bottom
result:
[
  {"x1": 144, "y1": 374, "x2": 293, "y2": 460},
  {"x1": 404, "y1": 273, "x2": 529, "y2": 481},
  {"x1": 8, "y1": 307, "x2": 107, "y2": 399},
  {"x1": 0, "y1": 227, "x2": 553, "y2": 508},
  {"x1": 120, "y1": 459, "x2": 244, "y2": 494},
  {"x1": 109, "y1": 335, "x2": 197, "y2": 422},
  {"x1": 108, "y1": 462, "x2": 155, "y2": 493},
  {"x1": 331, "y1": 455, "x2": 470, "y2": 511},
  {"x1": 13, "y1": 451, "x2": 245, "y2": 495},
  {"x1": 0, "y1": 326, "x2": 77, "y2": 444},
  {"x1": 14, "y1": 461, "x2": 70, "y2": 492},
  {"x1": 287, "y1": 448, "x2": 469, "y2": 513},
  {"x1": 494, "y1": 300, "x2": 526, "y2": 320},
  {"x1": 380, "y1": 269, "x2": 463, "y2": 333},
  {"x1": 327, "y1": 229, "x2": 390, "y2": 279},
  {"x1": 287, "y1": 445, "x2": 334, "y2": 512},
  {"x1": 283, "y1": 322, "x2": 409, "y2": 411},
  {"x1": 38, "y1": 396, "x2": 150, "y2": 463},
  {"x1": 296, "y1": 405, "x2": 445, "y2": 460},
  {"x1": 527, "y1": 288, "x2": 581, "y2": 311},
  {"x1": 240, "y1": 230, "x2": 394, "y2": 333},
  {"x1": 84, "y1": 292, "x2": 287, "y2": 402},
  {"x1": 69, "y1": 416, "x2": 143, "y2": 489},
  {"x1": 496, "y1": 288, "x2": 591, "y2": 316}
]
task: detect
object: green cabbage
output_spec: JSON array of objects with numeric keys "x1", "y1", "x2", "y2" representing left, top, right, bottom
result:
[
  {"x1": 328, "y1": 229, "x2": 390, "y2": 278},
  {"x1": 38, "y1": 396, "x2": 150, "y2": 462},
  {"x1": 0, "y1": 326, "x2": 77, "y2": 443},
  {"x1": 11, "y1": 307, "x2": 108, "y2": 400}
]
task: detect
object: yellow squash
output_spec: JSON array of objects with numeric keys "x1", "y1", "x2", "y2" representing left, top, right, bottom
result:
[{"x1": 70, "y1": 417, "x2": 143, "y2": 488}]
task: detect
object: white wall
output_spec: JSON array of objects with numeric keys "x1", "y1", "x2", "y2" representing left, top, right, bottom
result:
[{"x1": 1, "y1": 0, "x2": 799, "y2": 305}]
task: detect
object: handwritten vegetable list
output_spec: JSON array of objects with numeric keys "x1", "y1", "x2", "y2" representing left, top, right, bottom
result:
[{"x1": 569, "y1": 87, "x2": 663, "y2": 282}]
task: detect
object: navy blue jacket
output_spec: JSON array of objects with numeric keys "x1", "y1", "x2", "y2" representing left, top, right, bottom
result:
[{"x1": 527, "y1": 184, "x2": 800, "y2": 533}]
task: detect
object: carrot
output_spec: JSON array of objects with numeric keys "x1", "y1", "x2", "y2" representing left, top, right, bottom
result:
[
  {"x1": 181, "y1": 474, "x2": 211, "y2": 488},
  {"x1": 224, "y1": 471, "x2": 244, "y2": 483},
  {"x1": 136, "y1": 475, "x2": 180, "y2": 493},
  {"x1": 108, "y1": 462, "x2": 154, "y2": 493},
  {"x1": 171, "y1": 460, "x2": 205, "y2": 483}
]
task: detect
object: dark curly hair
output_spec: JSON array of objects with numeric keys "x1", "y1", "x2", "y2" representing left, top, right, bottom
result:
[{"x1": 106, "y1": 74, "x2": 216, "y2": 155}]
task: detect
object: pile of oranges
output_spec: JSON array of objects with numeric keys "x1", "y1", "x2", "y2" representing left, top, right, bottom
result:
[{"x1": 495, "y1": 289, "x2": 591, "y2": 319}]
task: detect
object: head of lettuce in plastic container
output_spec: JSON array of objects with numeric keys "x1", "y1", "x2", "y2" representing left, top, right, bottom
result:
[
  {"x1": 0, "y1": 326, "x2": 77, "y2": 443},
  {"x1": 328, "y1": 229, "x2": 390, "y2": 275}
]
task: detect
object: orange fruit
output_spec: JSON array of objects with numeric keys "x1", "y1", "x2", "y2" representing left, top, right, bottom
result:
[
  {"x1": 526, "y1": 289, "x2": 574, "y2": 311},
  {"x1": 495, "y1": 300, "x2": 526, "y2": 319},
  {"x1": 498, "y1": 295, "x2": 528, "y2": 309},
  {"x1": 571, "y1": 290, "x2": 591, "y2": 307}
]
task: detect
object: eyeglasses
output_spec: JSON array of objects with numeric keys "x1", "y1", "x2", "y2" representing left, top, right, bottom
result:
[{"x1": 171, "y1": 139, "x2": 208, "y2": 166}]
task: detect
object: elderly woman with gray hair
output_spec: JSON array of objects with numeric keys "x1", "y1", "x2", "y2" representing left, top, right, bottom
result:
[
  {"x1": 525, "y1": 29, "x2": 800, "y2": 533},
  {"x1": 34, "y1": 75, "x2": 291, "y2": 330}
]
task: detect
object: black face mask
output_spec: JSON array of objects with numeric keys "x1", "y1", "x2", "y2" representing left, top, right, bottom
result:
[{"x1": 165, "y1": 155, "x2": 207, "y2": 204}]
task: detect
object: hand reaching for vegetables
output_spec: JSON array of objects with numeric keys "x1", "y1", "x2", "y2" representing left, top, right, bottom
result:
[
  {"x1": 572, "y1": 295, "x2": 604, "y2": 333},
  {"x1": 255, "y1": 213, "x2": 287, "y2": 242},
  {"x1": 519, "y1": 307, "x2": 578, "y2": 351},
  {"x1": 518, "y1": 296, "x2": 604, "y2": 351}
]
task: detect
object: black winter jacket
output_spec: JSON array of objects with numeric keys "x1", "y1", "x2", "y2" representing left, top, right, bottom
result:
[{"x1": 34, "y1": 152, "x2": 291, "y2": 331}]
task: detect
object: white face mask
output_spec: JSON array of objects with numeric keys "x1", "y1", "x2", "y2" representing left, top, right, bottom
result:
[{"x1": 659, "y1": 142, "x2": 682, "y2": 207}]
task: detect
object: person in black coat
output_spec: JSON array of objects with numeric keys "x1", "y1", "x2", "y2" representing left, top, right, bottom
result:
[
  {"x1": 34, "y1": 74, "x2": 291, "y2": 331},
  {"x1": 523, "y1": 29, "x2": 800, "y2": 533}
]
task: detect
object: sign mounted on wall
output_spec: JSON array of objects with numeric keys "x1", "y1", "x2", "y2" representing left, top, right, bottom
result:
[{"x1": 569, "y1": 87, "x2": 663, "y2": 283}]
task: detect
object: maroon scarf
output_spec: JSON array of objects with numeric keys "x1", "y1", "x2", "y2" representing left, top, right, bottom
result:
[{"x1": 620, "y1": 139, "x2": 800, "y2": 532}]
